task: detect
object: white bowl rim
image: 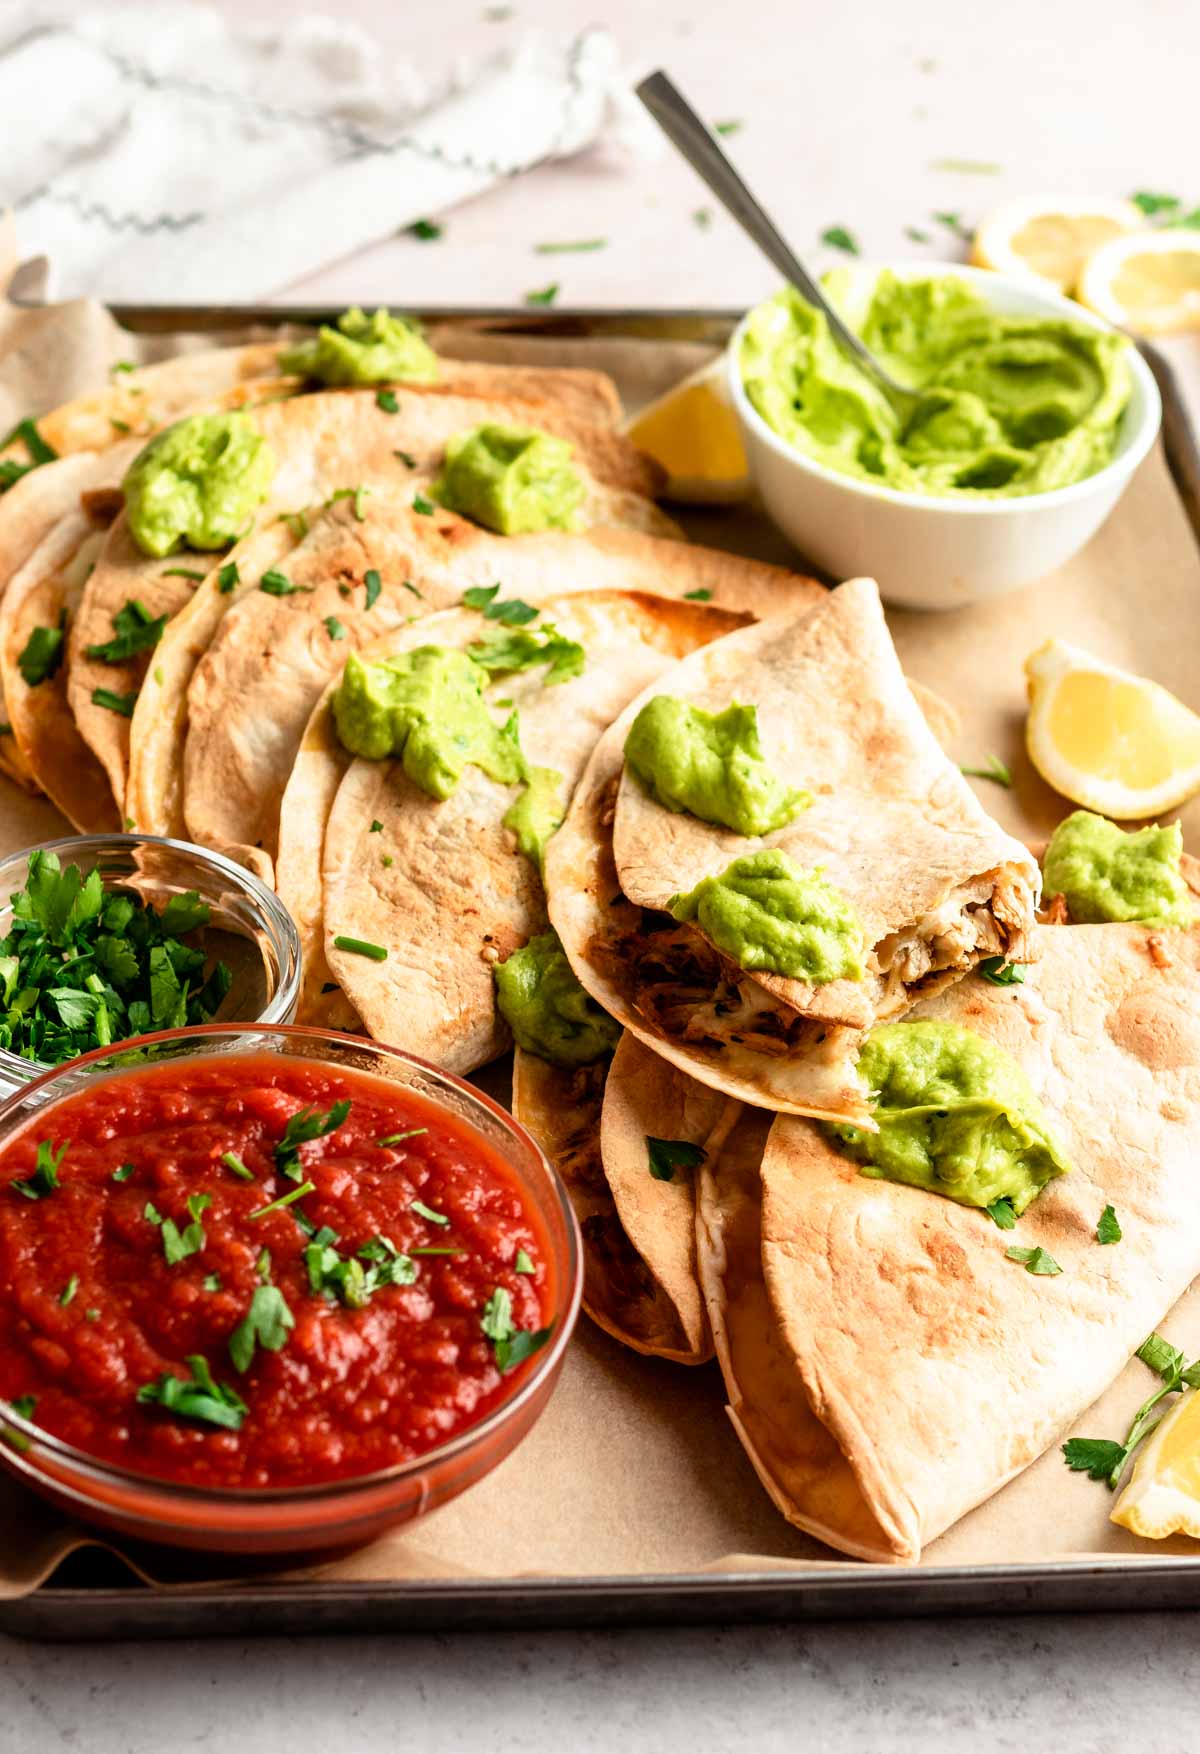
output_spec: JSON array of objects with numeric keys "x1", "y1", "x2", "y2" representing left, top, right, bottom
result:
[{"x1": 727, "y1": 260, "x2": 1162, "y2": 518}]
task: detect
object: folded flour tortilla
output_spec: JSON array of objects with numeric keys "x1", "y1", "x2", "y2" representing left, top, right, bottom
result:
[
  {"x1": 548, "y1": 578, "x2": 1037, "y2": 1121},
  {"x1": 69, "y1": 385, "x2": 669, "y2": 813},
  {"x1": 514, "y1": 1032, "x2": 736, "y2": 1362},
  {"x1": 733, "y1": 921, "x2": 1200, "y2": 1562}
]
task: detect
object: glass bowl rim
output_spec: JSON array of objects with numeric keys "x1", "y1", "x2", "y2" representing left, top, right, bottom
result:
[
  {"x1": 0, "y1": 832, "x2": 303, "y2": 1085},
  {"x1": 0, "y1": 1020, "x2": 583, "y2": 1507}
]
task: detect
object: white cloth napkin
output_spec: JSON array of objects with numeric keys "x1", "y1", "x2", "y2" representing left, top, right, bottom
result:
[{"x1": 0, "y1": 4, "x2": 653, "y2": 304}]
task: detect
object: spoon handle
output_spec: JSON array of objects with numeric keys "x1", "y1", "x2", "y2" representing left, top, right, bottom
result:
[{"x1": 635, "y1": 70, "x2": 898, "y2": 395}]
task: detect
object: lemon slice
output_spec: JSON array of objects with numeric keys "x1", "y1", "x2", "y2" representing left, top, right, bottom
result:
[
  {"x1": 1025, "y1": 638, "x2": 1200, "y2": 819},
  {"x1": 1112, "y1": 1387, "x2": 1200, "y2": 1540},
  {"x1": 625, "y1": 355, "x2": 749, "y2": 504},
  {"x1": 1077, "y1": 227, "x2": 1200, "y2": 335},
  {"x1": 970, "y1": 195, "x2": 1144, "y2": 295}
]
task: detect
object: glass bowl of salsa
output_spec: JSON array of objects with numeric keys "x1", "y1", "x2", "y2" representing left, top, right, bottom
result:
[
  {"x1": 0, "y1": 833, "x2": 302, "y2": 1094},
  {"x1": 0, "y1": 1024, "x2": 582, "y2": 1555}
]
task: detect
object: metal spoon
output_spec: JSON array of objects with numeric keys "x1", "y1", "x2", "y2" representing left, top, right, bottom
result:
[{"x1": 636, "y1": 70, "x2": 919, "y2": 419}]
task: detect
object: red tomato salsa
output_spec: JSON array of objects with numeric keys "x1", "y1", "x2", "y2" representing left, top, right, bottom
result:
[{"x1": 0, "y1": 1053, "x2": 554, "y2": 1489}]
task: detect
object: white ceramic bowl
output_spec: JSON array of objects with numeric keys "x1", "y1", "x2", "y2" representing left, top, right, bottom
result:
[{"x1": 727, "y1": 263, "x2": 1161, "y2": 611}]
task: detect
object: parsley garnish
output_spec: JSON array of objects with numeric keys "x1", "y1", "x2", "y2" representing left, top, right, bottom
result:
[
  {"x1": 378, "y1": 1128, "x2": 427, "y2": 1145},
  {"x1": 110, "y1": 418, "x2": 131, "y2": 435},
  {"x1": 535, "y1": 238, "x2": 607, "y2": 254},
  {"x1": 515, "y1": 1248, "x2": 534, "y2": 1274},
  {"x1": 138, "y1": 1356, "x2": 247, "y2": 1430},
  {"x1": 146, "y1": 1192, "x2": 211, "y2": 1264},
  {"x1": 364, "y1": 568, "x2": 382, "y2": 609},
  {"x1": 1064, "y1": 1333, "x2": 1200, "y2": 1489},
  {"x1": 933, "y1": 210, "x2": 972, "y2": 239},
  {"x1": 821, "y1": 225, "x2": 859, "y2": 254},
  {"x1": 904, "y1": 225, "x2": 931, "y2": 243},
  {"x1": 408, "y1": 218, "x2": 443, "y2": 241},
  {"x1": 110, "y1": 360, "x2": 136, "y2": 376},
  {"x1": 203, "y1": 1273, "x2": 221, "y2": 1292},
  {"x1": 647, "y1": 1137, "x2": 706, "y2": 1182},
  {"x1": 162, "y1": 566, "x2": 204, "y2": 581},
  {"x1": 978, "y1": 957, "x2": 1024, "y2": 987},
  {"x1": 323, "y1": 616, "x2": 347, "y2": 641},
  {"x1": 713, "y1": 119, "x2": 742, "y2": 135},
  {"x1": 112, "y1": 1163, "x2": 135, "y2": 1182},
  {"x1": 307, "y1": 1232, "x2": 417, "y2": 1306},
  {"x1": 229, "y1": 1284, "x2": 294, "y2": 1371},
  {"x1": 469, "y1": 622, "x2": 585, "y2": 685},
  {"x1": 249, "y1": 1179, "x2": 315, "y2": 1220},
  {"x1": 369, "y1": 820, "x2": 383, "y2": 834},
  {"x1": 402, "y1": 578, "x2": 422, "y2": 598},
  {"x1": 959, "y1": 754, "x2": 1012, "y2": 787},
  {"x1": 260, "y1": 569, "x2": 310, "y2": 596},
  {"x1": 524, "y1": 283, "x2": 559, "y2": 307},
  {"x1": 274, "y1": 1099, "x2": 351, "y2": 1183},
  {"x1": 986, "y1": 1197, "x2": 1016, "y2": 1229},
  {"x1": 480, "y1": 1289, "x2": 553, "y2": 1372},
  {"x1": 1005, "y1": 1244, "x2": 1062, "y2": 1276},
  {"x1": 376, "y1": 389, "x2": 399, "y2": 413},
  {"x1": 333, "y1": 935, "x2": 387, "y2": 961},
  {"x1": 684, "y1": 588, "x2": 713, "y2": 601},
  {"x1": 394, "y1": 449, "x2": 417, "y2": 469},
  {"x1": 217, "y1": 561, "x2": 239, "y2": 594},
  {"x1": 92, "y1": 687, "x2": 137, "y2": 717},
  {"x1": 86, "y1": 599, "x2": 168, "y2": 663},
  {"x1": 1097, "y1": 1204, "x2": 1122, "y2": 1245},
  {"x1": 0, "y1": 418, "x2": 57, "y2": 494},
  {"x1": 17, "y1": 621, "x2": 64, "y2": 687},
  {"x1": 1131, "y1": 191, "x2": 1180, "y2": 217},
  {"x1": 412, "y1": 493, "x2": 435, "y2": 516},
  {"x1": 221, "y1": 1151, "x2": 254, "y2": 1182},
  {"x1": 11, "y1": 1139, "x2": 67, "y2": 1200},
  {"x1": 481, "y1": 1286, "x2": 513, "y2": 1340},
  {"x1": 693, "y1": 207, "x2": 713, "y2": 229},
  {"x1": 462, "y1": 583, "x2": 538, "y2": 626},
  {"x1": 411, "y1": 1198, "x2": 450, "y2": 1226},
  {"x1": 59, "y1": 1274, "x2": 78, "y2": 1305}
]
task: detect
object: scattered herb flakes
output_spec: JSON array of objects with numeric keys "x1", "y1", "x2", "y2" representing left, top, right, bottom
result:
[
  {"x1": 461, "y1": 583, "x2": 538, "y2": 626},
  {"x1": 483, "y1": 3, "x2": 513, "y2": 17},
  {"x1": 412, "y1": 492, "x2": 435, "y2": 516},
  {"x1": 376, "y1": 389, "x2": 400, "y2": 413},
  {"x1": 280, "y1": 508, "x2": 310, "y2": 541},
  {"x1": 411, "y1": 1198, "x2": 450, "y2": 1226},
  {"x1": 515, "y1": 1248, "x2": 534, "y2": 1274},
  {"x1": 84, "y1": 1308, "x2": 99, "y2": 1323},
  {"x1": 274, "y1": 1099, "x2": 351, "y2": 1183},
  {"x1": 821, "y1": 225, "x2": 860, "y2": 255},
  {"x1": 0, "y1": 418, "x2": 57, "y2": 494},
  {"x1": 162, "y1": 566, "x2": 205, "y2": 582},
  {"x1": 146, "y1": 1192, "x2": 211, "y2": 1265},
  {"x1": 933, "y1": 210, "x2": 972, "y2": 239},
  {"x1": 1131, "y1": 191, "x2": 1181, "y2": 217},
  {"x1": 137, "y1": 1355, "x2": 247, "y2": 1430},
  {"x1": 394, "y1": 449, "x2": 417, "y2": 469},
  {"x1": 683, "y1": 588, "x2": 712, "y2": 601},
  {"x1": 10, "y1": 1395, "x2": 35, "y2": 1420},
  {"x1": 323, "y1": 615, "x2": 347, "y2": 641},
  {"x1": 978, "y1": 957, "x2": 1025, "y2": 988},
  {"x1": 260, "y1": 569, "x2": 311, "y2": 597},
  {"x1": 408, "y1": 218, "x2": 443, "y2": 242},
  {"x1": 713, "y1": 119, "x2": 742, "y2": 136},
  {"x1": 369, "y1": 820, "x2": 383, "y2": 834},
  {"x1": 84, "y1": 610, "x2": 161, "y2": 680},
  {"x1": 249, "y1": 1179, "x2": 316, "y2": 1221},
  {"x1": 647, "y1": 1137, "x2": 706, "y2": 1183},
  {"x1": 364, "y1": 568, "x2": 382, "y2": 609},
  {"x1": 904, "y1": 225, "x2": 932, "y2": 244},
  {"x1": 203, "y1": 1273, "x2": 222, "y2": 1292},
  {"x1": 378, "y1": 1129, "x2": 428, "y2": 1146},
  {"x1": 92, "y1": 687, "x2": 137, "y2": 717},
  {"x1": 535, "y1": 238, "x2": 607, "y2": 254},
  {"x1": 217, "y1": 561, "x2": 239, "y2": 594},
  {"x1": 960, "y1": 754, "x2": 1012, "y2": 787},
  {"x1": 110, "y1": 360, "x2": 137, "y2": 376},
  {"x1": 469, "y1": 622, "x2": 584, "y2": 685},
  {"x1": 58, "y1": 1274, "x2": 79, "y2": 1306},
  {"x1": 524, "y1": 283, "x2": 559, "y2": 307},
  {"x1": 229, "y1": 1284, "x2": 295, "y2": 1372},
  {"x1": 109, "y1": 418, "x2": 132, "y2": 435},
  {"x1": 411, "y1": 1246, "x2": 465, "y2": 1257},
  {"x1": 693, "y1": 207, "x2": 713, "y2": 229},
  {"x1": 928, "y1": 157, "x2": 1001, "y2": 174},
  {"x1": 11, "y1": 1140, "x2": 67, "y2": 1200},
  {"x1": 17, "y1": 621, "x2": 64, "y2": 687},
  {"x1": 332, "y1": 934, "x2": 387, "y2": 962},
  {"x1": 1005, "y1": 1244, "x2": 1062, "y2": 1276},
  {"x1": 329, "y1": 484, "x2": 372, "y2": 522},
  {"x1": 381, "y1": 855, "x2": 394, "y2": 868},
  {"x1": 1097, "y1": 1204, "x2": 1123, "y2": 1245},
  {"x1": 221, "y1": 1150, "x2": 254, "y2": 1182},
  {"x1": 986, "y1": 1197, "x2": 1017, "y2": 1230},
  {"x1": 112, "y1": 1163, "x2": 135, "y2": 1183},
  {"x1": 402, "y1": 578, "x2": 423, "y2": 598}
]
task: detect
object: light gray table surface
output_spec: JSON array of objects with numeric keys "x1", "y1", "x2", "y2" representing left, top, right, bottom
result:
[{"x1": 4, "y1": 0, "x2": 1200, "y2": 1746}]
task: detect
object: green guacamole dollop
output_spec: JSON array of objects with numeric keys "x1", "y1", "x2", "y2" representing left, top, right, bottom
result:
[
  {"x1": 278, "y1": 306, "x2": 438, "y2": 387},
  {"x1": 739, "y1": 272, "x2": 1130, "y2": 497},
  {"x1": 433, "y1": 423, "x2": 584, "y2": 535},
  {"x1": 1043, "y1": 809, "x2": 1195, "y2": 928},
  {"x1": 123, "y1": 413, "x2": 275, "y2": 558},
  {"x1": 333, "y1": 648, "x2": 564, "y2": 865},
  {"x1": 493, "y1": 929, "x2": 620, "y2": 1066},
  {"x1": 829, "y1": 1019, "x2": 1072, "y2": 1214},
  {"x1": 624, "y1": 698, "x2": 810, "y2": 837},
  {"x1": 669, "y1": 848, "x2": 864, "y2": 984}
]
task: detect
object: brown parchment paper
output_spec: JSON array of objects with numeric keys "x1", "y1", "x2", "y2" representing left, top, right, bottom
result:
[{"x1": 3, "y1": 291, "x2": 1200, "y2": 1602}]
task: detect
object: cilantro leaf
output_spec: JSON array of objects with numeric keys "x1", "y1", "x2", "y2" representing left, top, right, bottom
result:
[
  {"x1": 1097, "y1": 1204, "x2": 1122, "y2": 1245},
  {"x1": 364, "y1": 568, "x2": 382, "y2": 610},
  {"x1": 684, "y1": 588, "x2": 712, "y2": 601},
  {"x1": 274, "y1": 1099, "x2": 351, "y2": 1183},
  {"x1": 495, "y1": 1324, "x2": 554, "y2": 1373},
  {"x1": 228, "y1": 1284, "x2": 295, "y2": 1372},
  {"x1": 469, "y1": 623, "x2": 585, "y2": 686},
  {"x1": 515, "y1": 1248, "x2": 535, "y2": 1274},
  {"x1": 986, "y1": 1197, "x2": 1016, "y2": 1230},
  {"x1": 138, "y1": 1355, "x2": 247, "y2": 1429},
  {"x1": 84, "y1": 598, "x2": 166, "y2": 663},
  {"x1": 10, "y1": 1139, "x2": 67, "y2": 1200},
  {"x1": 979, "y1": 957, "x2": 1024, "y2": 987},
  {"x1": 217, "y1": 561, "x2": 240, "y2": 593},
  {"x1": 1005, "y1": 1244, "x2": 1062, "y2": 1276},
  {"x1": 17, "y1": 622, "x2": 64, "y2": 687},
  {"x1": 1131, "y1": 191, "x2": 1180, "y2": 217},
  {"x1": 408, "y1": 218, "x2": 443, "y2": 241},
  {"x1": 647, "y1": 1137, "x2": 706, "y2": 1182},
  {"x1": 324, "y1": 615, "x2": 347, "y2": 641},
  {"x1": 147, "y1": 1191, "x2": 211, "y2": 1265},
  {"x1": 376, "y1": 389, "x2": 400, "y2": 413},
  {"x1": 91, "y1": 687, "x2": 137, "y2": 717},
  {"x1": 524, "y1": 283, "x2": 559, "y2": 307},
  {"x1": 821, "y1": 225, "x2": 859, "y2": 254},
  {"x1": 260, "y1": 569, "x2": 311, "y2": 596}
]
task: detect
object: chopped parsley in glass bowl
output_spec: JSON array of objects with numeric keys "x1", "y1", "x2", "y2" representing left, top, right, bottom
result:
[{"x1": 0, "y1": 834, "x2": 300, "y2": 1089}]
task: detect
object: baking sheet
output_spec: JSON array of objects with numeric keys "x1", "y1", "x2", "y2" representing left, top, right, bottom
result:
[{"x1": 4, "y1": 297, "x2": 1200, "y2": 1634}]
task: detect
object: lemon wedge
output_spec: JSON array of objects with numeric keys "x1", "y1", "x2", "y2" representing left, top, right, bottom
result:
[
  {"x1": 1112, "y1": 1387, "x2": 1200, "y2": 1540},
  {"x1": 1077, "y1": 227, "x2": 1200, "y2": 335},
  {"x1": 625, "y1": 355, "x2": 750, "y2": 504},
  {"x1": 1025, "y1": 639, "x2": 1200, "y2": 819},
  {"x1": 970, "y1": 195, "x2": 1144, "y2": 295}
]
